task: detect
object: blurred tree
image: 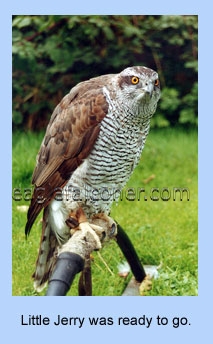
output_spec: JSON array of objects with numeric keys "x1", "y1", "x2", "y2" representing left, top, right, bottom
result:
[{"x1": 12, "y1": 15, "x2": 198, "y2": 131}]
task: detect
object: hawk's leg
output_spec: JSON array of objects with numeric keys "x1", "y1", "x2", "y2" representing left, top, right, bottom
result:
[{"x1": 66, "y1": 208, "x2": 117, "y2": 244}]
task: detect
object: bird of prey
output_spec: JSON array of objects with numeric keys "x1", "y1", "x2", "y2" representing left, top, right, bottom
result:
[{"x1": 25, "y1": 66, "x2": 161, "y2": 291}]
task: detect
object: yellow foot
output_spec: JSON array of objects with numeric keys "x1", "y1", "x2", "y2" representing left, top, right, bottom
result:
[
  {"x1": 90, "y1": 213, "x2": 117, "y2": 243},
  {"x1": 65, "y1": 208, "x2": 117, "y2": 244}
]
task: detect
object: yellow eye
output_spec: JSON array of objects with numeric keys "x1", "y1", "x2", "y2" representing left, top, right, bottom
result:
[
  {"x1": 131, "y1": 76, "x2": 139, "y2": 85},
  {"x1": 154, "y1": 79, "x2": 159, "y2": 87}
]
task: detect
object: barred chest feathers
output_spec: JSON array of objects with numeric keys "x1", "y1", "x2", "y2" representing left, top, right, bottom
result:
[{"x1": 62, "y1": 83, "x2": 152, "y2": 215}]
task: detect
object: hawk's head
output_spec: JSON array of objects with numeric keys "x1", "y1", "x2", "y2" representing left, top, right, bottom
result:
[{"x1": 116, "y1": 66, "x2": 161, "y2": 118}]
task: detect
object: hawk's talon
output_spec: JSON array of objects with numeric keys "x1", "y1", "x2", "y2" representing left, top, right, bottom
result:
[
  {"x1": 90, "y1": 213, "x2": 117, "y2": 242},
  {"x1": 65, "y1": 216, "x2": 79, "y2": 229},
  {"x1": 110, "y1": 223, "x2": 117, "y2": 237},
  {"x1": 66, "y1": 209, "x2": 117, "y2": 244}
]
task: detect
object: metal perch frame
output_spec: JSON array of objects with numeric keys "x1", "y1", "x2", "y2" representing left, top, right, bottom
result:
[{"x1": 45, "y1": 222, "x2": 146, "y2": 296}]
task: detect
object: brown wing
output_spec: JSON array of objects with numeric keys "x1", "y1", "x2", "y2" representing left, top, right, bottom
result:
[{"x1": 25, "y1": 75, "x2": 111, "y2": 236}]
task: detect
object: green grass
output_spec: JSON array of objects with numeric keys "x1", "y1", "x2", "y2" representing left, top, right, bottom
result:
[{"x1": 12, "y1": 127, "x2": 198, "y2": 296}]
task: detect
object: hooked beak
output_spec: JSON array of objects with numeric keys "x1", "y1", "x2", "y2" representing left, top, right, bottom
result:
[{"x1": 144, "y1": 83, "x2": 154, "y2": 98}]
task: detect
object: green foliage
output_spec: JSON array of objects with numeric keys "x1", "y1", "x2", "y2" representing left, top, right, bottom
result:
[
  {"x1": 12, "y1": 128, "x2": 197, "y2": 296},
  {"x1": 12, "y1": 15, "x2": 198, "y2": 130}
]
